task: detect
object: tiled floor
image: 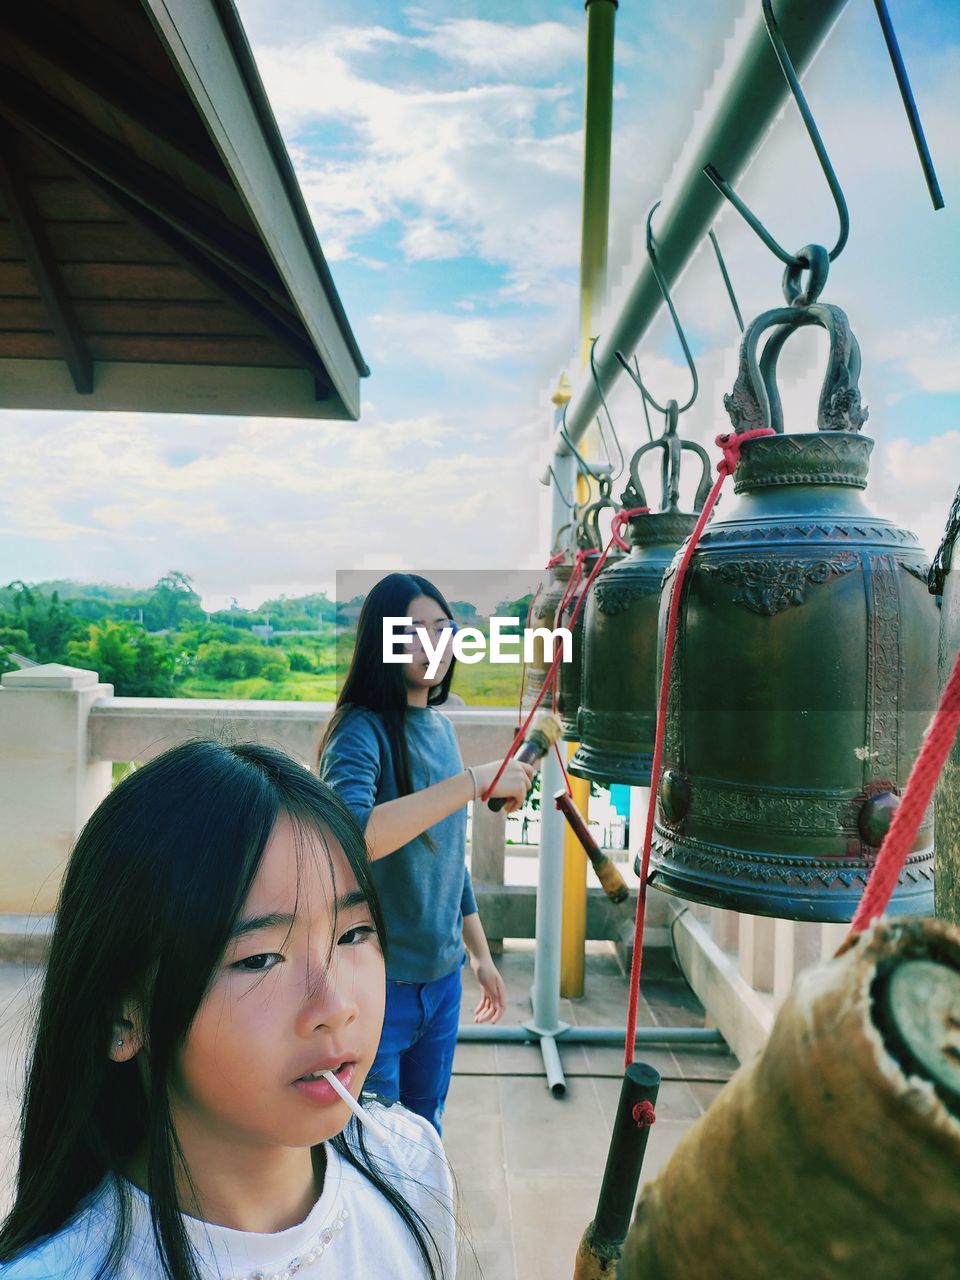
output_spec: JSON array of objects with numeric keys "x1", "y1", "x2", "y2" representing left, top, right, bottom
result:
[
  {"x1": 446, "y1": 942, "x2": 737, "y2": 1280},
  {"x1": 0, "y1": 942, "x2": 738, "y2": 1279}
]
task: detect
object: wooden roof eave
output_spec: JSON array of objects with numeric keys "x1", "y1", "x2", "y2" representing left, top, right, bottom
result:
[{"x1": 141, "y1": 0, "x2": 369, "y2": 421}]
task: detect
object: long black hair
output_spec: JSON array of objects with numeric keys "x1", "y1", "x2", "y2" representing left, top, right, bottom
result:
[
  {"x1": 0, "y1": 740, "x2": 447, "y2": 1279},
  {"x1": 321, "y1": 573, "x2": 457, "y2": 800}
]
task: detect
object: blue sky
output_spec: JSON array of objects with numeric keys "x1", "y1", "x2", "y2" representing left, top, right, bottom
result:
[{"x1": 1, "y1": 1, "x2": 957, "y2": 607}]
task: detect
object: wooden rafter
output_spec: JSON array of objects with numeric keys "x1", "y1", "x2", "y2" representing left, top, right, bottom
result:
[
  {"x1": 59, "y1": 152, "x2": 334, "y2": 397},
  {"x1": 0, "y1": 3, "x2": 221, "y2": 178},
  {"x1": 0, "y1": 130, "x2": 92, "y2": 393},
  {"x1": 0, "y1": 66, "x2": 294, "y2": 314}
]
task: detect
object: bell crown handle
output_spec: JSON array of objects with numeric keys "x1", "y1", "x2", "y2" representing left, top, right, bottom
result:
[
  {"x1": 576, "y1": 484, "x2": 620, "y2": 552},
  {"x1": 725, "y1": 296, "x2": 869, "y2": 436},
  {"x1": 623, "y1": 400, "x2": 712, "y2": 515}
]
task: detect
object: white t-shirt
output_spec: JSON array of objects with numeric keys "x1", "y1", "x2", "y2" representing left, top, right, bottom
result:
[{"x1": 0, "y1": 1104, "x2": 456, "y2": 1279}]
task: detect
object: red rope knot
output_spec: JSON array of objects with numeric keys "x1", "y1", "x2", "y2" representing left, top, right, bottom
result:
[
  {"x1": 632, "y1": 1100, "x2": 656, "y2": 1129},
  {"x1": 546, "y1": 550, "x2": 567, "y2": 569},
  {"x1": 715, "y1": 427, "x2": 777, "y2": 476},
  {"x1": 611, "y1": 506, "x2": 651, "y2": 551},
  {"x1": 572, "y1": 547, "x2": 601, "y2": 575}
]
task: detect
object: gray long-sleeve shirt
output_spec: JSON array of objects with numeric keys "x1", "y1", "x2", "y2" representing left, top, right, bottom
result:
[{"x1": 319, "y1": 704, "x2": 477, "y2": 982}]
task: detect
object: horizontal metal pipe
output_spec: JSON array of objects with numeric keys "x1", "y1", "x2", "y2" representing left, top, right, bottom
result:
[
  {"x1": 548, "y1": 0, "x2": 850, "y2": 466},
  {"x1": 457, "y1": 1024, "x2": 724, "y2": 1045}
]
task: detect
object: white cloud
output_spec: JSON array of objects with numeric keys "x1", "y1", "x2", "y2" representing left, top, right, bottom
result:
[
  {"x1": 407, "y1": 19, "x2": 582, "y2": 76},
  {"x1": 872, "y1": 318, "x2": 960, "y2": 394},
  {"x1": 867, "y1": 431, "x2": 960, "y2": 559},
  {"x1": 248, "y1": 29, "x2": 582, "y2": 294},
  {"x1": 364, "y1": 307, "x2": 572, "y2": 374},
  {"x1": 0, "y1": 404, "x2": 547, "y2": 598}
]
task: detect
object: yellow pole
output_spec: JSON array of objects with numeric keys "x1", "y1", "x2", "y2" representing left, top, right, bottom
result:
[{"x1": 560, "y1": 0, "x2": 618, "y2": 999}]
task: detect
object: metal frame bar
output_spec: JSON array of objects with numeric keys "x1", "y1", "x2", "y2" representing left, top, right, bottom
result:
[
  {"x1": 548, "y1": 0, "x2": 851, "y2": 463},
  {"x1": 504, "y1": 0, "x2": 852, "y2": 1095}
]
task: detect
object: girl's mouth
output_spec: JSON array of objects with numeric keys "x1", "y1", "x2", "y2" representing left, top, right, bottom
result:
[
  {"x1": 298, "y1": 1060, "x2": 349, "y2": 1082},
  {"x1": 292, "y1": 1061, "x2": 357, "y2": 1104}
]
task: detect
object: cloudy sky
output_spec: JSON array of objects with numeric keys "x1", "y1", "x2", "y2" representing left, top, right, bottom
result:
[{"x1": 1, "y1": 0, "x2": 957, "y2": 608}]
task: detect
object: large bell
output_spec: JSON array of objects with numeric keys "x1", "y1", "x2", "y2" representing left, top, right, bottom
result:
[
  {"x1": 571, "y1": 403, "x2": 710, "y2": 785},
  {"x1": 650, "y1": 295, "x2": 938, "y2": 922},
  {"x1": 931, "y1": 486, "x2": 960, "y2": 924},
  {"x1": 557, "y1": 490, "x2": 623, "y2": 740}
]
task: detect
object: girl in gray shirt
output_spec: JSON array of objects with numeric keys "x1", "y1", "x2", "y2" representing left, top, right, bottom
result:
[{"x1": 320, "y1": 573, "x2": 532, "y2": 1132}]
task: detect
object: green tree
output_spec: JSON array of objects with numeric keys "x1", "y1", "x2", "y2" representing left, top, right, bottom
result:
[
  {"x1": 287, "y1": 650, "x2": 314, "y2": 673},
  {"x1": 67, "y1": 622, "x2": 175, "y2": 696},
  {"x1": 144, "y1": 571, "x2": 204, "y2": 631},
  {"x1": 3, "y1": 582, "x2": 86, "y2": 662},
  {"x1": 195, "y1": 640, "x2": 289, "y2": 682},
  {"x1": 0, "y1": 627, "x2": 34, "y2": 659},
  {"x1": 260, "y1": 656, "x2": 289, "y2": 683}
]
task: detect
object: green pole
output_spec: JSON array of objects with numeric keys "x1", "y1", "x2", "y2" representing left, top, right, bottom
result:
[
  {"x1": 579, "y1": 0, "x2": 618, "y2": 361},
  {"x1": 562, "y1": 0, "x2": 619, "y2": 1000}
]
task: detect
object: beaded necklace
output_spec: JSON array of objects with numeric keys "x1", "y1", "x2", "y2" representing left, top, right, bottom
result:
[{"x1": 223, "y1": 1206, "x2": 348, "y2": 1280}]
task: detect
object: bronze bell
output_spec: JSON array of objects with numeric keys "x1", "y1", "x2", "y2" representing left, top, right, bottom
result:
[
  {"x1": 570, "y1": 402, "x2": 711, "y2": 785},
  {"x1": 557, "y1": 486, "x2": 623, "y2": 740},
  {"x1": 522, "y1": 527, "x2": 573, "y2": 715},
  {"x1": 650, "y1": 294, "x2": 938, "y2": 922},
  {"x1": 931, "y1": 487, "x2": 960, "y2": 925}
]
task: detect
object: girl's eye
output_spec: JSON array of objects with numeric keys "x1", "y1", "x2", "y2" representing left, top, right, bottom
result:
[
  {"x1": 339, "y1": 924, "x2": 377, "y2": 947},
  {"x1": 233, "y1": 953, "x2": 282, "y2": 972}
]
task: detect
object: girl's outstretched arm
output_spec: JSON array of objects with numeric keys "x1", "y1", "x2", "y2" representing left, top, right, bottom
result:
[{"x1": 365, "y1": 759, "x2": 533, "y2": 861}]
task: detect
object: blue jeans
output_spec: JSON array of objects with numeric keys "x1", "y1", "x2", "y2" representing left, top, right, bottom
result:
[{"x1": 367, "y1": 965, "x2": 462, "y2": 1134}]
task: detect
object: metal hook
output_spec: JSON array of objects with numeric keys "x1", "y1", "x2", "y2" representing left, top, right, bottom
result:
[
  {"x1": 559, "y1": 405, "x2": 603, "y2": 483},
  {"x1": 589, "y1": 337, "x2": 625, "y2": 482},
  {"x1": 622, "y1": 399, "x2": 713, "y2": 516},
  {"x1": 873, "y1": 0, "x2": 944, "y2": 212},
  {"x1": 546, "y1": 465, "x2": 576, "y2": 510},
  {"x1": 708, "y1": 230, "x2": 744, "y2": 333},
  {"x1": 560, "y1": 402, "x2": 616, "y2": 485},
  {"x1": 635, "y1": 356, "x2": 655, "y2": 443},
  {"x1": 645, "y1": 202, "x2": 699, "y2": 414},
  {"x1": 612, "y1": 202, "x2": 700, "y2": 425},
  {"x1": 703, "y1": 0, "x2": 849, "y2": 269}
]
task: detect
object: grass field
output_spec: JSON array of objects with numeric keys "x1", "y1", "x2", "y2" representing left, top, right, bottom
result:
[
  {"x1": 176, "y1": 643, "x2": 527, "y2": 707},
  {"x1": 177, "y1": 672, "x2": 339, "y2": 701}
]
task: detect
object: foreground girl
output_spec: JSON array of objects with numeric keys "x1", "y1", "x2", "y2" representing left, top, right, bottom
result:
[{"x1": 0, "y1": 740, "x2": 455, "y2": 1279}]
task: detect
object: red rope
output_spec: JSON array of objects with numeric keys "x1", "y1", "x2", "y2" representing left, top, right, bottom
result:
[
  {"x1": 612, "y1": 506, "x2": 651, "y2": 550},
  {"x1": 481, "y1": 523, "x2": 633, "y2": 804},
  {"x1": 632, "y1": 1100, "x2": 656, "y2": 1128},
  {"x1": 517, "y1": 582, "x2": 542, "y2": 725},
  {"x1": 848, "y1": 644, "x2": 960, "y2": 935},
  {"x1": 623, "y1": 428, "x2": 775, "y2": 1068}
]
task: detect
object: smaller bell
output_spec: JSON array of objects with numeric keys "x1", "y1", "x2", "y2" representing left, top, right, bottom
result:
[
  {"x1": 557, "y1": 484, "x2": 623, "y2": 740},
  {"x1": 570, "y1": 403, "x2": 711, "y2": 784},
  {"x1": 522, "y1": 525, "x2": 573, "y2": 715}
]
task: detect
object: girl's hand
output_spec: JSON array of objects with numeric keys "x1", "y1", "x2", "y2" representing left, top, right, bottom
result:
[
  {"x1": 474, "y1": 759, "x2": 535, "y2": 813},
  {"x1": 472, "y1": 958, "x2": 506, "y2": 1024}
]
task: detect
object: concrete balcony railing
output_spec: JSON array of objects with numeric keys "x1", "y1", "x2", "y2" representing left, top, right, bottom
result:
[{"x1": 0, "y1": 662, "x2": 841, "y2": 1062}]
